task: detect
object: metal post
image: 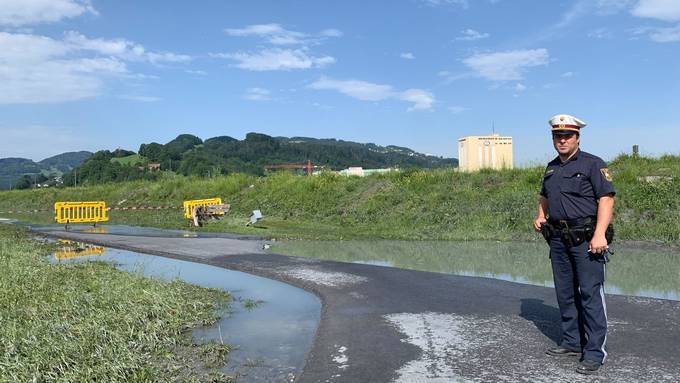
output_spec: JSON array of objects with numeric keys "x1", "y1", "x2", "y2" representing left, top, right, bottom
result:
[{"x1": 633, "y1": 145, "x2": 639, "y2": 158}]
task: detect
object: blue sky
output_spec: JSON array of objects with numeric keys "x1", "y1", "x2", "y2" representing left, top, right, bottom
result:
[{"x1": 0, "y1": 0, "x2": 678, "y2": 165}]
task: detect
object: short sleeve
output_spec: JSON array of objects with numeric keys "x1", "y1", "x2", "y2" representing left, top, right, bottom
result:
[
  {"x1": 540, "y1": 166, "x2": 550, "y2": 197},
  {"x1": 589, "y1": 158, "x2": 616, "y2": 198}
]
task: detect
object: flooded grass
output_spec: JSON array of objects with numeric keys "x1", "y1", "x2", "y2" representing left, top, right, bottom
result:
[
  {"x1": 273, "y1": 240, "x2": 680, "y2": 301},
  {"x1": 0, "y1": 225, "x2": 233, "y2": 382}
]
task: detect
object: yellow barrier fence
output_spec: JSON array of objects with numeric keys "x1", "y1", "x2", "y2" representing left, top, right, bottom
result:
[
  {"x1": 54, "y1": 240, "x2": 106, "y2": 260},
  {"x1": 54, "y1": 201, "x2": 109, "y2": 225},
  {"x1": 183, "y1": 198, "x2": 224, "y2": 219}
]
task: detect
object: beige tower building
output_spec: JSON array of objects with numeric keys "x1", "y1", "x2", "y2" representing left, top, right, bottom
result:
[{"x1": 458, "y1": 134, "x2": 513, "y2": 172}]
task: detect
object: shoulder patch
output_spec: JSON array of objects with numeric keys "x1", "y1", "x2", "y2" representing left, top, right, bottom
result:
[
  {"x1": 600, "y1": 168, "x2": 613, "y2": 182},
  {"x1": 545, "y1": 169, "x2": 555, "y2": 176}
]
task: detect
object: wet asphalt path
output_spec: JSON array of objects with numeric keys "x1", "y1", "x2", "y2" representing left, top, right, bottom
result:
[{"x1": 41, "y1": 230, "x2": 680, "y2": 383}]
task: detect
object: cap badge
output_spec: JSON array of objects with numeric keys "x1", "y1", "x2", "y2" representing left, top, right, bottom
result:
[{"x1": 560, "y1": 116, "x2": 565, "y2": 121}]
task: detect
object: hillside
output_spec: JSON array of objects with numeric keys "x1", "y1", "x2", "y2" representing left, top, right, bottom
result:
[
  {"x1": 39, "y1": 151, "x2": 93, "y2": 173},
  {"x1": 0, "y1": 151, "x2": 92, "y2": 190},
  {"x1": 67, "y1": 133, "x2": 457, "y2": 186}
]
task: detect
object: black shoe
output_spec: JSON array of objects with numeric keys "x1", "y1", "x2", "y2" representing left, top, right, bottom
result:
[
  {"x1": 546, "y1": 346, "x2": 580, "y2": 357},
  {"x1": 576, "y1": 359, "x2": 602, "y2": 374}
]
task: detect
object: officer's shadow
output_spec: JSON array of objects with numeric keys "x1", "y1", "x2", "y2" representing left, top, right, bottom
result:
[{"x1": 519, "y1": 298, "x2": 561, "y2": 344}]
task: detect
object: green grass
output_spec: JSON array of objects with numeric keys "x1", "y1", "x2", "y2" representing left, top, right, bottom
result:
[
  {"x1": 1, "y1": 154, "x2": 678, "y2": 243},
  {"x1": 111, "y1": 154, "x2": 145, "y2": 166},
  {"x1": 0, "y1": 224, "x2": 233, "y2": 382}
]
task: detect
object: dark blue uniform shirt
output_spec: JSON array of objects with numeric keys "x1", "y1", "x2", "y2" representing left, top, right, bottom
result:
[{"x1": 540, "y1": 150, "x2": 616, "y2": 221}]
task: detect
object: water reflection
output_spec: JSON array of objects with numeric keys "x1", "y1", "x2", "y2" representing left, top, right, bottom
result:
[
  {"x1": 29, "y1": 223, "x2": 260, "y2": 240},
  {"x1": 52, "y1": 244, "x2": 320, "y2": 382},
  {"x1": 54, "y1": 240, "x2": 106, "y2": 260},
  {"x1": 273, "y1": 240, "x2": 680, "y2": 301}
]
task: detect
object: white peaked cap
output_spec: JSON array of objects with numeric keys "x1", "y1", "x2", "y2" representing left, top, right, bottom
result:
[{"x1": 548, "y1": 114, "x2": 587, "y2": 132}]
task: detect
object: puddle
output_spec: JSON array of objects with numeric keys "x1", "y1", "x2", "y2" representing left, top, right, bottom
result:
[
  {"x1": 273, "y1": 240, "x2": 680, "y2": 301},
  {"x1": 51, "y1": 241, "x2": 320, "y2": 382},
  {"x1": 25, "y1": 223, "x2": 259, "y2": 239}
]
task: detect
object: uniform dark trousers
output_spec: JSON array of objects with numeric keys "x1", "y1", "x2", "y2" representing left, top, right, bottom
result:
[{"x1": 549, "y1": 237, "x2": 608, "y2": 363}]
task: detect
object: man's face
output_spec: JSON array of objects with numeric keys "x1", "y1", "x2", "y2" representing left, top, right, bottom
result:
[{"x1": 552, "y1": 132, "x2": 579, "y2": 156}]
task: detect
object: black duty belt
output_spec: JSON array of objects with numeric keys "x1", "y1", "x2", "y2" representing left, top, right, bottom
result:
[{"x1": 548, "y1": 216, "x2": 595, "y2": 229}]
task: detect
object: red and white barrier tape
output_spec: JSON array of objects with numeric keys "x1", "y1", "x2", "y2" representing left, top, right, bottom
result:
[{"x1": 0, "y1": 205, "x2": 182, "y2": 214}]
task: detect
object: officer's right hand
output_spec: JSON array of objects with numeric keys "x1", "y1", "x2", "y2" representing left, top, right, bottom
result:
[{"x1": 534, "y1": 217, "x2": 546, "y2": 232}]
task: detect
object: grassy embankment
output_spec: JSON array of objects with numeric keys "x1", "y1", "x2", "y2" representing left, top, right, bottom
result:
[
  {"x1": 0, "y1": 225, "x2": 233, "y2": 382},
  {"x1": 0, "y1": 154, "x2": 678, "y2": 242}
]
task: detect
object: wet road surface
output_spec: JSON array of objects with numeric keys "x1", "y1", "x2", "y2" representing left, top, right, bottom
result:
[{"x1": 37, "y1": 229, "x2": 680, "y2": 383}]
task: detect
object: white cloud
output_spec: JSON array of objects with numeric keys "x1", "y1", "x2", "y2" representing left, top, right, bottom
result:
[
  {"x1": 438, "y1": 70, "x2": 474, "y2": 83},
  {"x1": 647, "y1": 24, "x2": 680, "y2": 42},
  {"x1": 447, "y1": 106, "x2": 467, "y2": 114},
  {"x1": 555, "y1": 1, "x2": 591, "y2": 29},
  {"x1": 321, "y1": 29, "x2": 343, "y2": 37},
  {"x1": 185, "y1": 69, "x2": 207, "y2": 75},
  {"x1": 463, "y1": 49, "x2": 549, "y2": 81},
  {"x1": 632, "y1": 0, "x2": 680, "y2": 21},
  {"x1": 400, "y1": 52, "x2": 415, "y2": 60},
  {"x1": 215, "y1": 48, "x2": 335, "y2": 71},
  {"x1": 119, "y1": 95, "x2": 161, "y2": 102},
  {"x1": 309, "y1": 77, "x2": 435, "y2": 111},
  {"x1": 561, "y1": 71, "x2": 575, "y2": 77},
  {"x1": 225, "y1": 23, "x2": 307, "y2": 45},
  {"x1": 596, "y1": 0, "x2": 637, "y2": 14},
  {"x1": 310, "y1": 78, "x2": 393, "y2": 101},
  {"x1": 420, "y1": 0, "x2": 469, "y2": 8},
  {"x1": 0, "y1": 0, "x2": 97, "y2": 27},
  {"x1": 243, "y1": 87, "x2": 271, "y2": 101},
  {"x1": 0, "y1": 31, "x2": 189, "y2": 104},
  {"x1": 514, "y1": 83, "x2": 527, "y2": 91},
  {"x1": 0, "y1": 32, "x2": 123, "y2": 103},
  {"x1": 631, "y1": 24, "x2": 680, "y2": 42},
  {"x1": 224, "y1": 23, "x2": 342, "y2": 45},
  {"x1": 64, "y1": 31, "x2": 191, "y2": 64},
  {"x1": 588, "y1": 27, "x2": 614, "y2": 39},
  {"x1": 222, "y1": 24, "x2": 339, "y2": 71},
  {"x1": 400, "y1": 89, "x2": 436, "y2": 111},
  {"x1": 455, "y1": 29, "x2": 489, "y2": 41}
]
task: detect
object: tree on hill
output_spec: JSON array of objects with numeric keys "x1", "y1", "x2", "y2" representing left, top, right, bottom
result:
[
  {"x1": 138, "y1": 142, "x2": 166, "y2": 162},
  {"x1": 14, "y1": 174, "x2": 48, "y2": 189},
  {"x1": 64, "y1": 150, "x2": 158, "y2": 186},
  {"x1": 165, "y1": 134, "x2": 202, "y2": 157}
]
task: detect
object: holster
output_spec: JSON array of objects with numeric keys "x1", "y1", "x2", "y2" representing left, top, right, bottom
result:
[
  {"x1": 540, "y1": 222, "x2": 553, "y2": 244},
  {"x1": 584, "y1": 222, "x2": 615, "y2": 245}
]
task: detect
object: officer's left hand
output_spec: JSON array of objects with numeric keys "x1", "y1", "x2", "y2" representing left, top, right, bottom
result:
[{"x1": 589, "y1": 234, "x2": 608, "y2": 254}]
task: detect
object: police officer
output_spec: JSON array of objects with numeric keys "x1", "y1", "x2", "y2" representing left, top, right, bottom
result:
[{"x1": 533, "y1": 114, "x2": 615, "y2": 375}]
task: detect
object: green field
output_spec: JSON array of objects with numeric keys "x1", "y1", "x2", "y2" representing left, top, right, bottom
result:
[
  {"x1": 111, "y1": 154, "x2": 146, "y2": 166},
  {"x1": 0, "y1": 224, "x2": 233, "y2": 382},
  {"x1": 0, "y1": 154, "x2": 678, "y2": 242}
]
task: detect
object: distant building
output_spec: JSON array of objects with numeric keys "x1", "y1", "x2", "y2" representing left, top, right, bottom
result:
[
  {"x1": 147, "y1": 163, "x2": 161, "y2": 171},
  {"x1": 458, "y1": 134, "x2": 513, "y2": 172},
  {"x1": 339, "y1": 167, "x2": 399, "y2": 177}
]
